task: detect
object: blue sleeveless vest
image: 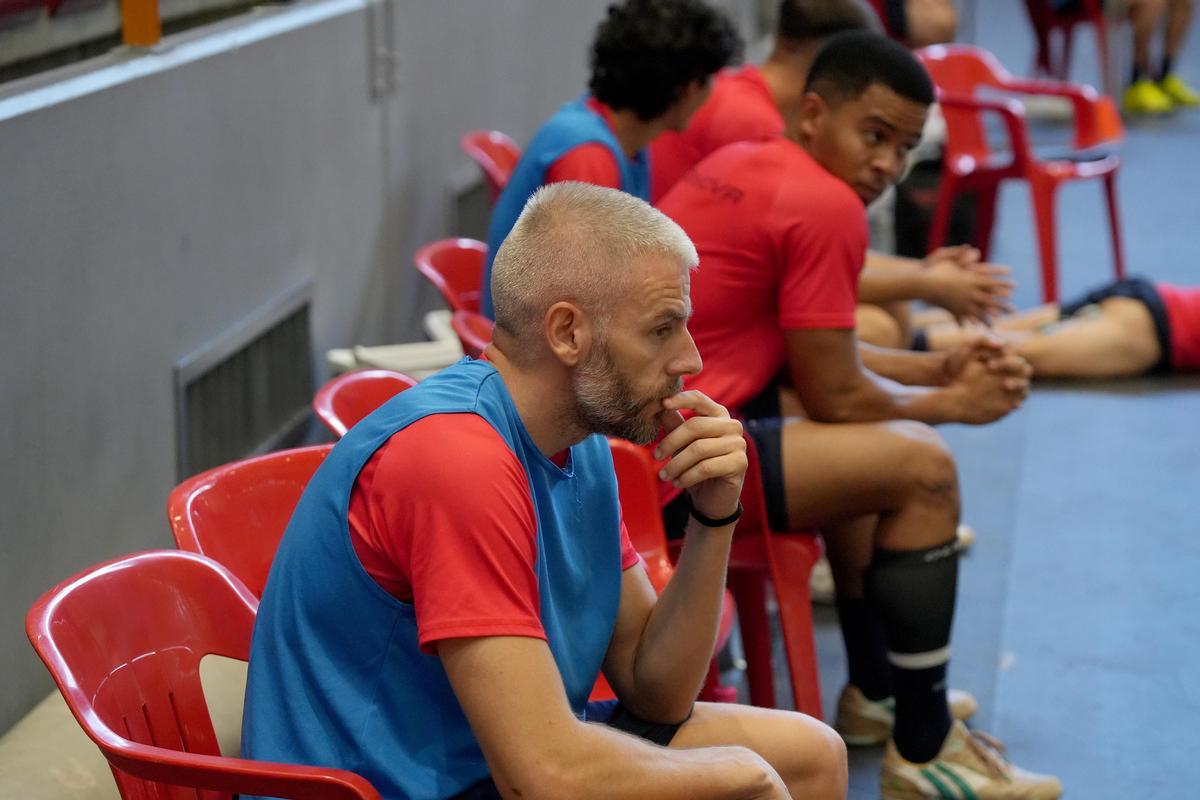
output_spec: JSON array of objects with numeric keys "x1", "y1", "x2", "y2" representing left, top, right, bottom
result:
[
  {"x1": 242, "y1": 359, "x2": 623, "y2": 800},
  {"x1": 480, "y1": 95, "x2": 651, "y2": 319}
]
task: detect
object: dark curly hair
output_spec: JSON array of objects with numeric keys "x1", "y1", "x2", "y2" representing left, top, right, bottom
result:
[{"x1": 588, "y1": 0, "x2": 743, "y2": 121}]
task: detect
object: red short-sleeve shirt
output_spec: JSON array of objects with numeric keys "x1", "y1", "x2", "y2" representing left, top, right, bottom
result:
[
  {"x1": 658, "y1": 138, "x2": 867, "y2": 414},
  {"x1": 543, "y1": 97, "x2": 623, "y2": 188},
  {"x1": 650, "y1": 66, "x2": 784, "y2": 204},
  {"x1": 1157, "y1": 282, "x2": 1200, "y2": 371},
  {"x1": 347, "y1": 414, "x2": 640, "y2": 654}
]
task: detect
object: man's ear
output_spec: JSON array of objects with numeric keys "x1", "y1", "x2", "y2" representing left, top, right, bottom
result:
[
  {"x1": 793, "y1": 90, "x2": 829, "y2": 143},
  {"x1": 544, "y1": 301, "x2": 592, "y2": 367}
]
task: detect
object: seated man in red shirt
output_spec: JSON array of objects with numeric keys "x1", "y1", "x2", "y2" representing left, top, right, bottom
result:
[
  {"x1": 657, "y1": 32, "x2": 1061, "y2": 799},
  {"x1": 914, "y1": 276, "x2": 1200, "y2": 378},
  {"x1": 649, "y1": 0, "x2": 1013, "y2": 343}
]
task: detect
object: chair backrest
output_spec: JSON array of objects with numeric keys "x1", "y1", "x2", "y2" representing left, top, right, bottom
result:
[
  {"x1": 917, "y1": 44, "x2": 1014, "y2": 162},
  {"x1": 313, "y1": 369, "x2": 418, "y2": 438},
  {"x1": 608, "y1": 438, "x2": 673, "y2": 591},
  {"x1": 450, "y1": 309, "x2": 493, "y2": 359},
  {"x1": 413, "y1": 238, "x2": 487, "y2": 314},
  {"x1": 459, "y1": 130, "x2": 522, "y2": 203},
  {"x1": 26, "y1": 550, "x2": 378, "y2": 800},
  {"x1": 168, "y1": 445, "x2": 332, "y2": 598}
]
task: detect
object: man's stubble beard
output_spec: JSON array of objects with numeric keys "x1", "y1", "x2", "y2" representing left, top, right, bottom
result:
[{"x1": 571, "y1": 340, "x2": 681, "y2": 446}]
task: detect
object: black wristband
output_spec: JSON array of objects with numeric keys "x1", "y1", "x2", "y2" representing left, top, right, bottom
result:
[{"x1": 687, "y1": 497, "x2": 744, "y2": 528}]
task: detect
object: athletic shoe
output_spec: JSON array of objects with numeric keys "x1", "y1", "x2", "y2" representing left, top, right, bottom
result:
[
  {"x1": 956, "y1": 524, "x2": 976, "y2": 552},
  {"x1": 810, "y1": 556, "x2": 835, "y2": 605},
  {"x1": 1159, "y1": 74, "x2": 1200, "y2": 107},
  {"x1": 881, "y1": 720, "x2": 1062, "y2": 799},
  {"x1": 835, "y1": 684, "x2": 980, "y2": 747},
  {"x1": 1123, "y1": 79, "x2": 1173, "y2": 114}
]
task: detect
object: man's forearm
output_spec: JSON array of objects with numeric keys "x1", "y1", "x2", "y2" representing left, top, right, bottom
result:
[
  {"x1": 858, "y1": 255, "x2": 931, "y2": 306},
  {"x1": 859, "y1": 341, "x2": 947, "y2": 386},
  {"x1": 802, "y1": 364, "x2": 965, "y2": 426},
  {"x1": 626, "y1": 518, "x2": 735, "y2": 720}
]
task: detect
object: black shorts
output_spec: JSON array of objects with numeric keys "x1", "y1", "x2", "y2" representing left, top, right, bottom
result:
[
  {"x1": 451, "y1": 701, "x2": 689, "y2": 799},
  {"x1": 1060, "y1": 276, "x2": 1172, "y2": 372},
  {"x1": 663, "y1": 383, "x2": 790, "y2": 538}
]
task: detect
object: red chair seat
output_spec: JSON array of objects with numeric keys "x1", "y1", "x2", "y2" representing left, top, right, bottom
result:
[{"x1": 26, "y1": 550, "x2": 381, "y2": 800}]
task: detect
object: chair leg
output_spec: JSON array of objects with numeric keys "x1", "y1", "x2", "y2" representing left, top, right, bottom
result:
[
  {"x1": 728, "y1": 568, "x2": 776, "y2": 709},
  {"x1": 1060, "y1": 25, "x2": 1076, "y2": 80},
  {"x1": 972, "y1": 184, "x2": 1000, "y2": 260},
  {"x1": 1030, "y1": 176, "x2": 1062, "y2": 303},
  {"x1": 1103, "y1": 172, "x2": 1126, "y2": 281},
  {"x1": 767, "y1": 535, "x2": 824, "y2": 719}
]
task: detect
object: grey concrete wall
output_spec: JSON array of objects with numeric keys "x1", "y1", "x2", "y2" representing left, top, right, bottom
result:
[{"x1": 0, "y1": 0, "x2": 757, "y2": 733}]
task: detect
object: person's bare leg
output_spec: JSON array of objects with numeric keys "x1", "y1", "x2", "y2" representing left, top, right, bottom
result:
[
  {"x1": 672, "y1": 702, "x2": 848, "y2": 799},
  {"x1": 781, "y1": 419, "x2": 959, "y2": 547},
  {"x1": 1130, "y1": 0, "x2": 1169, "y2": 76},
  {"x1": 856, "y1": 303, "x2": 906, "y2": 349},
  {"x1": 1011, "y1": 297, "x2": 1162, "y2": 377},
  {"x1": 921, "y1": 304, "x2": 1063, "y2": 351},
  {"x1": 1165, "y1": 0, "x2": 1194, "y2": 62},
  {"x1": 779, "y1": 419, "x2": 960, "y2": 762},
  {"x1": 905, "y1": 0, "x2": 958, "y2": 46},
  {"x1": 927, "y1": 298, "x2": 1160, "y2": 378}
]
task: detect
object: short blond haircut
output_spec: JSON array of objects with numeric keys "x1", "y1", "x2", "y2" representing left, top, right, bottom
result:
[{"x1": 491, "y1": 182, "x2": 697, "y2": 354}]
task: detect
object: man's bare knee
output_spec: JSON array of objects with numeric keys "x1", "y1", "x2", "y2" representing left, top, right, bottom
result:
[
  {"x1": 779, "y1": 716, "x2": 848, "y2": 798},
  {"x1": 884, "y1": 420, "x2": 959, "y2": 508}
]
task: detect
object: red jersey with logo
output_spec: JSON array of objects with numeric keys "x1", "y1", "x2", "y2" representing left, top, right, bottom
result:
[
  {"x1": 347, "y1": 413, "x2": 640, "y2": 653},
  {"x1": 650, "y1": 66, "x2": 784, "y2": 204},
  {"x1": 1157, "y1": 283, "x2": 1200, "y2": 371},
  {"x1": 543, "y1": 97, "x2": 623, "y2": 188},
  {"x1": 658, "y1": 138, "x2": 867, "y2": 415}
]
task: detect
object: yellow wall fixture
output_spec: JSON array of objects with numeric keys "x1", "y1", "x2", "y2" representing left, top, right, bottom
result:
[{"x1": 120, "y1": 0, "x2": 161, "y2": 47}]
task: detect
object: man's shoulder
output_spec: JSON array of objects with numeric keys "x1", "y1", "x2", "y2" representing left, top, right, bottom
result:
[{"x1": 375, "y1": 412, "x2": 525, "y2": 489}]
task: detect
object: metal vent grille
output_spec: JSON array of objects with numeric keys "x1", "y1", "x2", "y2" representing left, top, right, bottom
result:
[{"x1": 175, "y1": 282, "x2": 314, "y2": 479}]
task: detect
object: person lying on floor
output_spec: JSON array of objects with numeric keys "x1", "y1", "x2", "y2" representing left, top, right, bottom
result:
[{"x1": 904, "y1": 276, "x2": 1200, "y2": 379}]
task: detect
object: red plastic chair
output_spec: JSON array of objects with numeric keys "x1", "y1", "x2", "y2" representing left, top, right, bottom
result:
[
  {"x1": 451, "y1": 309, "x2": 494, "y2": 359},
  {"x1": 1022, "y1": 0, "x2": 1111, "y2": 94},
  {"x1": 460, "y1": 130, "x2": 522, "y2": 205},
  {"x1": 608, "y1": 438, "x2": 739, "y2": 704},
  {"x1": 662, "y1": 435, "x2": 824, "y2": 717},
  {"x1": 26, "y1": 550, "x2": 381, "y2": 800},
  {"x1": 918, "y1": 44, "x2": 1126, "y2": 302},
  {"x1": 413, "y1": 238, "x2": 487, "y2": 314},
  {"x1": 313, "y1": 369, "x2": 418, "y2": 438},
  {"x1": 168, "y1": 445, "x2": 331, "y2": 598}
]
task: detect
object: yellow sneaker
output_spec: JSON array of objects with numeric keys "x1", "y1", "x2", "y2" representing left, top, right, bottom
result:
[
  {"x1": 1123, "y1": 78, "x2": 1174, "y2": 114},
  {"x1": 835, "y1": 684, "x2": 980, "y2": 747},
  {"x1": 1159, "y1": 74, "x2": 1200, "y2": 107},
  {"x1": 881, "y1": 720, "x2": 1063, "y2": 799}
]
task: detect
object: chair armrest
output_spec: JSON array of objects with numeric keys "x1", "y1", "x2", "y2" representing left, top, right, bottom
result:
[
  {"x1": 994, "y1": 77, "x2": 1124, "y2": 149},
  {"x1": 936, "y1": 90, "x2": 1034, "y2": 165},
  {"x1": 100, "y1": 737, "x2": 383, "y2": 800}
]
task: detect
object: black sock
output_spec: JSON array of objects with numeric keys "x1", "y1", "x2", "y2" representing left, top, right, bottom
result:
[
  {"x1": 1133, "y1": 63, "x2": 1148, "y2": 83},
  {"x1": 866, "y1": 540, "x2": 959, "y2": 763},
  {"x1": 835, "y1": 596, "x2": 894, "y2": 701},
  {"x1": 1161, "y1": 55, "x2": 1174, "y2": 80}
]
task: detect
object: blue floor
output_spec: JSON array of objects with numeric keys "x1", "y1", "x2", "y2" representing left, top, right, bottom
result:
[{"x1": 782, "y1": 6, "x2": 1200, "y2": 797}]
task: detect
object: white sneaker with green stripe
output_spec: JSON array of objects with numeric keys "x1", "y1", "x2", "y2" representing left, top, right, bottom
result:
[{"x1": 881, "y1": 720, "x2": 1062, "y2": 799}]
